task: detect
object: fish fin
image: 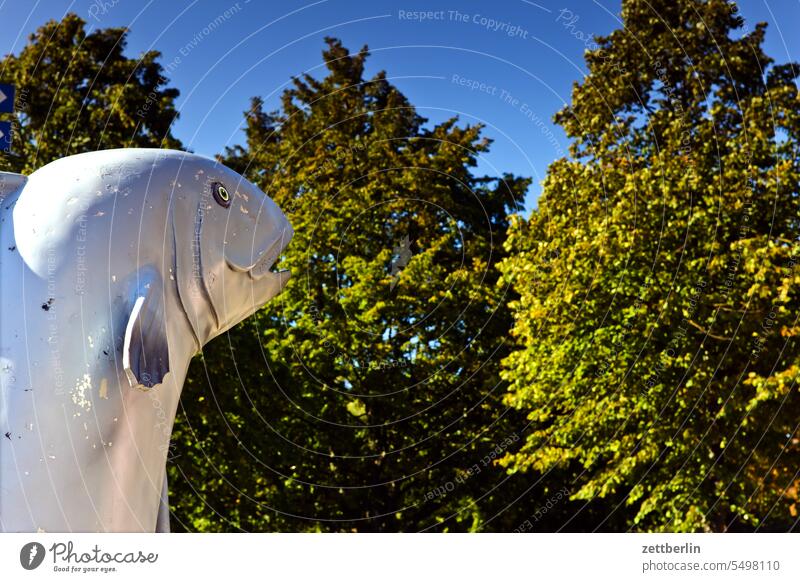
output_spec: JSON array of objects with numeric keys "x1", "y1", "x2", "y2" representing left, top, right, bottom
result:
[
  {"x1": 122, "y1": 285, "x2": 170, "y2": 389},
  {"x1": 0, "y1": 172, "x2": 27, "y2": 200}
]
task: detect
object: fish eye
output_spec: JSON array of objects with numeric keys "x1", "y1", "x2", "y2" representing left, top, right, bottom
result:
[{"x1": 212, "y1": 182, "x2": 231, "y2": 208}]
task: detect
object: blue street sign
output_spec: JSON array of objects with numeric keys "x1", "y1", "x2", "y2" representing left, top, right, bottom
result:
[
  {"x1": 0, "y1": 83, "x2": 14, "y2": 114},
  {"x1": 0, "y1": 121, "x2": 12, "y2": 152}
]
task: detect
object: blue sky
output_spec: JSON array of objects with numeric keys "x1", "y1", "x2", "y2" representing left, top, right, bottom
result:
[{"x1": 0, "y1": 0, "x2": 797, "y2": 209}]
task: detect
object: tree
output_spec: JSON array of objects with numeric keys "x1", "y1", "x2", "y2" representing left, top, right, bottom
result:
[
  {"x1": 169, "y1": 38, "x2": 535, "y2": 531},
  {"x1": 0, "y1": 13, "x2": 181, "y2": 174},
  {"x1": 500, "y1": 0, "x2": 800, "y2": 531}
]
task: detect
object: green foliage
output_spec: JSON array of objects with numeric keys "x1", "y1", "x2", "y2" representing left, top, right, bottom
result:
[
  {"x1": 0, "y1": 13, "x2": 181, "y2": 173},
  {"x1": 500, "y1": 0, "x2": 800, "y2": 531},
  {"x1": 169, "y1": 38, "x2": 536, "y2": 531}
]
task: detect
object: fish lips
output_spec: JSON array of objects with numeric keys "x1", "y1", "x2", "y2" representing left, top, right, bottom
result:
[{"x1": 226, "y1": 225, "x2": 293, "y2": 287}]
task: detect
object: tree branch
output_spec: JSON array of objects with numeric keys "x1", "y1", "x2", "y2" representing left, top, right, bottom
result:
[{"x1": 687, "y1": 318, "x2": 732, "y2": 341}]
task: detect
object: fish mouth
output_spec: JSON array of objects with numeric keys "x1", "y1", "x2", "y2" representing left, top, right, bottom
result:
[
  {"x1": 246, "y1": 227, "x2": 292, "y2": 283},
  {"x1": 213, "y1": 228, "x2": 292, "y2": 336}
]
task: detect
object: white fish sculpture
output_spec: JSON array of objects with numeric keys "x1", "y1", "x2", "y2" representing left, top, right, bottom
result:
[{"x1": 0, "y1": 149, "x2": 293, "y2": 532}]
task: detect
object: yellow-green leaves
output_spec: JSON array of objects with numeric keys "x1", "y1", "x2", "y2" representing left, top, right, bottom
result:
[{"x1": 500, "y1": 0, "x2": 800, "y2": 531}]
